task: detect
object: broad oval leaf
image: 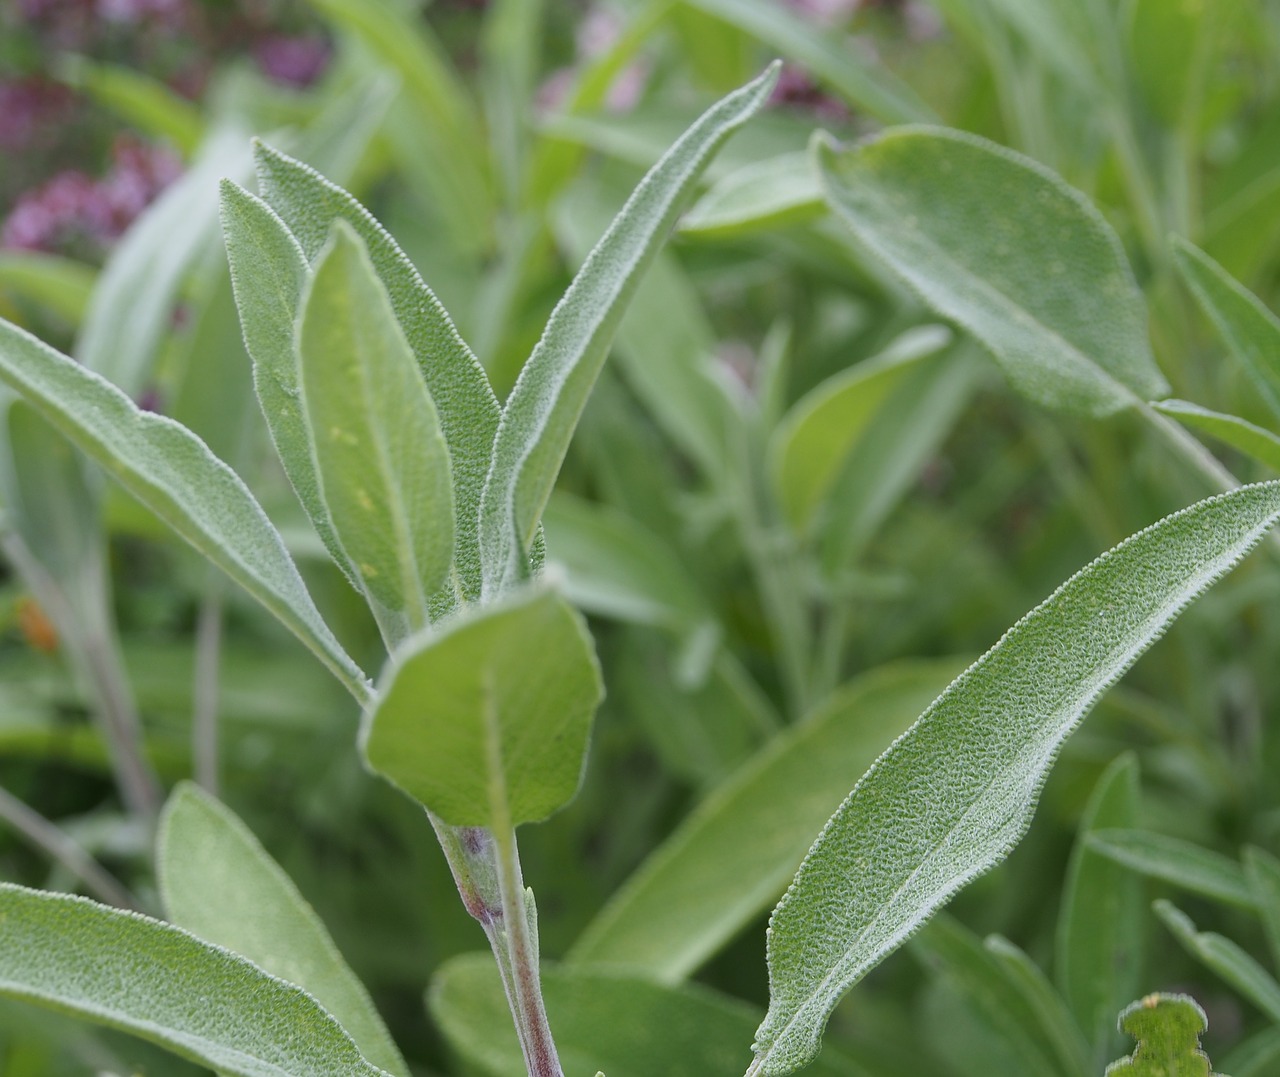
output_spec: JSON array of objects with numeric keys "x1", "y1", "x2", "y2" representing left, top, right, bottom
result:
[
  {"x1": 749, "y1": 481, "x2": 1280, "y2": 1077},
  {"x1": 361, "y1": 583, "x2": 603, "y2": 827},
  {"x1": 769, "y1": 325, "x2": 952, "y2": 532},
  {"x1": 818, "y1": 127, "x2": 1169, "y2": 418},
  {"x1": 298, "y1": 221, "x2": 455, "y2": 626},
  {"x1": 157, "y1": 782, "x2": 409, "y2": 1077},
  {"x1": 477, "y1": 64, "x2": 779, "y2": 598},
  {"x1": 0, "y1": 316, "x2": 370, "y2": 702},
  {"x1": 1152, "y1": 400, "x2": 1280, "y2": 474},
  {"x1": 569, "y1": 659, "x2": 964, "y2": 982},
  {"x1": 0, "y1": 881, "x2": 392, "y2": 1077},
  {"x1": 253, "y1": 141, "x2": 500, "y2": 604}
]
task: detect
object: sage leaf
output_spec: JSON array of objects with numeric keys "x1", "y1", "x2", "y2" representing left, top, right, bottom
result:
[
  {"x1": 252, "y1": 141, "x2": 500, "y2": 603},
  {"x1": 158, "y1": 782, "x2": 408, "y2": 1077},
  {"x1": 1155, "y1": 900, "x2": 1280, "y2": 1023},
  {"x1": 680, "y1": 152, "x2": 824, "y2": 238},
  {"x1": 749, "y1": 481, "x2": 1280, "y2": 1077},
  {"x1": 570, "y1": 659, "x2": 963, "y2": 982},
  {"x1": 298, "y1": 221, "x2": 455, "y2": 625},
  {"x1": 1107, "y1": 994, "x2": 1221, "y2": 1076},
  {"x1": 0, "y1": 881, "x2": 391, "y2": 1077},
  {"x1": 1171, "y1": 236, "x2": 1280, "y2": 425},
  {"x1": 429, "y1": 954, "x2": 857, "y2": 1077},
  {"x1": 0, "y1": 316, "x2": 370, "y2": 702},
  {"x1": 361, "y1": 583, "x2": 603, "y2": 827},
  {"x1": 220, "y1": 180, "x2": 358, "y2": 586},
  {"x1": 1087, "y1": 829, "x2": 1256, "y2": 909},
  {"x1": 769, "y1": 325, "x2": 952, "y2": 532},
  {"x1": 1055, "y1": 754, "x2": 1143, "y2": 1068},
  {"x1": 1152, "y1": 400, "x2": 1280, "y2": 474},
  {"x1": 818, "y1": 127, "x2": 1169, "y2": 417},
  {"x1": 478, "y1": 64, "x2": 779, "y2": 597}
]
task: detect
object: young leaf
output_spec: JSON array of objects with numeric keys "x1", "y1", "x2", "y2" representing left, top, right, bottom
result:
[
  {"x1": 253, "y1": 142, "x2": 500, "y2": 603},
  {"x1": 1055, "y1": 754, "x2": 1144, "y2": 1069},
  {"x1": 1155, "y1": 900, "x2": 1280, "y2": 1023},
  {"x1": 1087, "y1": 829, "x2": 1256, "y2": 909},
  {"x1": 1106, "y1": 994, "x2": 1221, "y2": 1076},
  {"x1": 1171, "y1": 236, "x2": 1280, "y2": 425},
  {"x1": 680, "y1": 152, "x2": 824, "y2": 238},
  {"x1": 361, "y1": 583, "x2": 603, "y2": 827},
  {"x1": 477, "y1": 64, "x2": 779, "y2": 598},
  {"x1": 0, "y1": 881, "x2": 392, "y2": 1077},
  {"x1": 749, "y1": 481, "x2": 1280, "y2": 1077},
  {"x1": 1153, "y1": 400, "x2": 1280, "y2": 474},
  {"x1": 818, "y1": 127, "x2": 1169, "y2": 418},
  {"x1": 570, "y1": 659, "x2": 964, "y2": 982},
  {"x1": 0, "y1": 316, "x2": 370, "y2": 702},
  {"x1": 298, "y1": 221, "x2": 455, "y2": 625}
]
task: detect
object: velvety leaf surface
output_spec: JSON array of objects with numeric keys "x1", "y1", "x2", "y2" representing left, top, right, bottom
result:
[
  {"x1": 157, "y1": 783, "x2": 408, "y2": 1077},
  {"x1": 298, "y1": 222, "x2": 455, "y2": 624},
  {"x1": 681, "y1": 152, "x2": 824, "y2": 238},
  {"x1": 0, "y1": 882, "x2": 391, "y2": 1077},
  {"x1": 253, "y1": 141, "x2": 500, "y2": 603},
  {"x1": 819, "y1": 127, "x2": 1169, "y2": 417},
  {"x1": 749, "y1": 482, "x2": 1280, "y2": 1077},
  {"x1": 429, "y1": 954, "x2": 858, "y2": 1077},
  {"x1": 1087, "y1": 829, "x2": 1255, "y2": 909},
  {"x1": 361, "y1": 584, "x2": 602, "y2": 826},
  {"x1": 0, "y1": 316, "x2": 369, "y2": 702},
  {"x1": 1153, "y1": 400, "x2": 1280, "y2": 474},
  {"x1": 1106, "y1": 994, "x2": 1220, "y2": 1076},
  {"x1": 478, "y1": 65, "x2": 778, "y2": 597},
  {"x1": 569, "y1": 659, "x2": 964, "y2": 982}
]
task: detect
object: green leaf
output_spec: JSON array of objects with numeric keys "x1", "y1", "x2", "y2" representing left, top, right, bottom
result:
[
  {"x1": 361, "y1": 583, "x2": 602, "y2": 827},
  {"x1": 157, "y1": 783, "x2": 408, "y2": 1077},
  {"x1": 1221, "y1": 1024, "x2": 1280, "y2": 1077},
  {"x1": 1055, "y1": 754, "x2": 1144, "y2": 1069},
  {"x1": 298, "y1": 221, "x2": 455, "y2": 626},
  {"x1": 0, "y1": 881, "x2": 392, "y2": 1077},
  {"x1": 477, "y1": 64, "x2": 779, "y2": 597},
  {"x1": 569, "y1": 659, "x2": 964, "y2": 982},
  {"x1": 1106, "y1": 994, "x2": 1222, "y2": 1076},
  {"x1": 0, "y1": 316, "x2": 369, "y2": 702},
  {"x1": 0, "y1": 252, "x2": 96, "y2": 326},
  {"x1": 749, "y1": 481, "x2": 1280, "y2": 1077},
  {"x1": 913, "y1": 916, "x2": 1089, "y2": 1077},
  {"x1": 818, "y1": 128, "x2": 1169, "y2": 418},
  {"x1": 1087, "y1": 830, "x2": 1256, "y2": 909},
  {"x1": 680, "y1": 0, "x2": 935, "y2": 125},
  {"x1": 1171, "y1": 236, "x2": 1280, "y2": 426},
  {"x1": 1152, "y1": 400, "x2": 1280, "y2": 474},
  {"x1": 429, "y1": 954, "x2": 858, "y2": 1077},
  {"x1": 1244, "y1": 846, "x2": 1280, "y2": 970},
  {"x1": 252, "y1": 141, "x2": 500, "y2": 604},
  {"x1": 770, "y1": 325, "x2": 952, "y2": 532},
  {"x1": 680, "y1": 152, "x2": 824, "y2": 238},
  {"x1": 1155, "y1": 900, "x2": 1280, "y2": 1023}
]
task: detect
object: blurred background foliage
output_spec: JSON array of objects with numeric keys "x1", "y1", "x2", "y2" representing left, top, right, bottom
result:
[{"x1": 4, "y1": 0, "x2": 1280, "y2": 1074}]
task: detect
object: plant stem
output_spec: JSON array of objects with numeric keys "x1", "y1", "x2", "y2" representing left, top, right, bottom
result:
[{"x1": 0, "y1": 783, "x2": 139, "y2": 910}]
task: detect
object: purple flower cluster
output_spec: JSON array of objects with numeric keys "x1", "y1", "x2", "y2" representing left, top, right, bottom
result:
[
  {"x1": 2, "y1": 136, "x2": 182, "y2": 254},
  {"x1": 14, "y1": 0, "x2": 190, "y2": 48},
  {"x1": 252, "y1": 33, "x2": 332, "y2": 89},
  {"x1": 770, "y1": 64, "x2": 850, "y2": 122},
  {"x1": 0, "y1": 78, "x2": 75, "y2": 152}
]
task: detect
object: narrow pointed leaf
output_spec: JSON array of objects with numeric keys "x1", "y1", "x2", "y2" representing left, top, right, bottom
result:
[
  {"x1": 478, "y1": 64, "x2": 779, "y2": 597},
  {"x1": 1153, "y1": 400, "x2": 1280, "y2": 474},
  {"x1": 1244, "y1": 847, "x2": 1280, "y2": 970},
  {"x1": 0, "y1": 316, "x2": 369, "y2": 702},
  {"x1": 0, "y1": 252, "x2": 96, "y2": 326},
  {"x1": 818, "y1": 128, "x2": 1169, "y2": 418},
  {"x1": 570, "y1": 659, "x2": 964, "y2": 982},
  {"x1": 1087, "y1": 830, "x2": 1255, "y2": 909},
  {"x1": 1155, "y1": 901, "x2": 1280, "y2": 1023},
  {"x1": 55, "y1": 55, "x2": 204, "y2": 156},
  {"x1": 253, "y1": 142, "x2": 499, "y2": 603},
  {"x1": 750, "y1": 481, "x2": 1280, "y2": 1077},
  {"x1": 680, "y1": 152, "x2": 824, "y2": 238},
  {"x1": 1221, "y1": 1024, "x2": 1280, "y2": 1077},
  {"x1": 361, "y1": 584, "x2": 602, "y2": 827},
  {"x1": 298, "y1": 222, "x2": 454, "y2": 622},
  {"x1": 1171, "y1": 236, "x2": 1280, "y2": 425},
  {"x1": 0, "y1": 881, "x2": 391, "y2": 1077},
  {"x1": 1107, "y1": 994, "x2": 1221, "y2": 1076},
  {"x1": 157, "y1": 783, "x2": 408, "y2": 1077}
]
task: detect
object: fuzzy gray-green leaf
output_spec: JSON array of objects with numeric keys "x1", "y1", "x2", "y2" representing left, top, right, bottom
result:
[
  {"x1": 298, "y1": 222, "x2": 454, "y2": 625},
  {"x1": 818, "y1": 127, "x2": 1168, "y2": 418},
  {"x1": 477, "y1": 64, "x2": 779, "y2": 598},
  {"x1": 0, "y1": 881, "x2": 392, "y2": 1077},
  {"x1": 749, "y1": 481, "x2": 1280, "y2": 1077}
]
